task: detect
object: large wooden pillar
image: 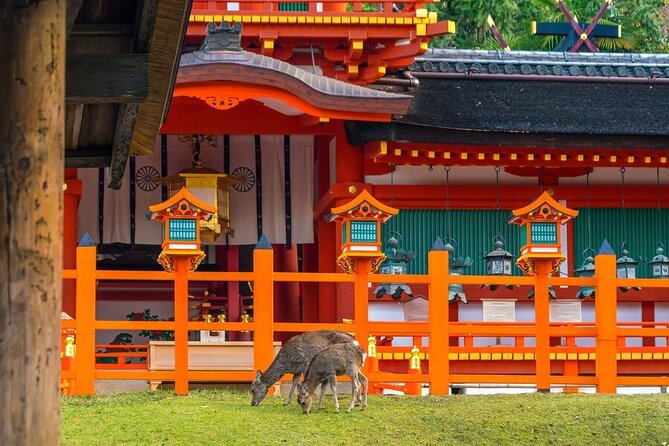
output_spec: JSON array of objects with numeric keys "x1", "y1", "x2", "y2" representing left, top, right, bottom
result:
[{"x1": 0, "y1": 1, "x2": 65, "y2": 444}]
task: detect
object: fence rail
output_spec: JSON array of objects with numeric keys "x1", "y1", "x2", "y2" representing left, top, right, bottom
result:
[{"x1": 61, "y1": 243, "x2": 669, "y2": 396}]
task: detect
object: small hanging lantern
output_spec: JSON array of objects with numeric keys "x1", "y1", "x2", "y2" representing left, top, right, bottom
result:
[
  {"x1": 161, "y1": 135, "x2": 240, "y2": 243},
  {"x1": 373, "y1": 233, "x2": 415, "y2": 300},
  {"x1": 326, "y1": 189, "x2": 398, "y2": 274},
  {"x1": 649, "y1": 244, "x2": 669, "y2": 279},
  {"x1": 445, "y1": 238, "x2": 472, "y2": 304},
  {"x1": 481, "y1": 236, "x2": 515, "y2": 291},
  {"x1": 617, "y1": 242, "x2": 641, "y2": 292},
  {"x1": 574, "y1": 250, "x2": 596, "y2": 299}
]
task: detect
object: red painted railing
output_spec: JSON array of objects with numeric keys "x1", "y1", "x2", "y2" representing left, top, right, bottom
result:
[{"x1": 61, "y1": 243, "x2": 669, "y2": 396}]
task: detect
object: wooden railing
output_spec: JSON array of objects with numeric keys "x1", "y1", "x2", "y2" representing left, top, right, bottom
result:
[{"x1": 61, "y1": 243, "x2": 669, "y2": 396}]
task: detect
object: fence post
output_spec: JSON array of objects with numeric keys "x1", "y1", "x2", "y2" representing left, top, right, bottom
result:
[
  {"x1": 353, "y1": 259, "x2": 371, "y2": 347},
  {"x1": 428, "y1": 246, "x2": 450, "y2": 395},
  {"x1": 253, "y1": 236, "x2": 275, "y2": 377},
  {"x1": 74, "y1": 237, "x2": 97, "y2": 395},
  {"x1": 534, "y1": 261, "x2": 551, "y2": 392},
  {"x1": 595, "y1": 253, "x2": 617, "y2": 393},
  {"x1": 173, "y1": 256, "x2": 191, "y2": 395}
]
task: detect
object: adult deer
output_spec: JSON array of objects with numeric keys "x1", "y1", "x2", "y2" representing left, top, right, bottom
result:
[{"x1": 250, "y1": 330, "x2": 357, "y2": 406}]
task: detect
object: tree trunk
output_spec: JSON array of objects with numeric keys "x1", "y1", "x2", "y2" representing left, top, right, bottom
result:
[{"x1": 0, "y1": 1, "x2": 65, "y2": 445}]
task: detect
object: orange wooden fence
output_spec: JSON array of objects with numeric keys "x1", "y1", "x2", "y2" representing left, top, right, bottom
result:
[{"x1": 61, "y1": 243, "x2": 669, "y2": 396}]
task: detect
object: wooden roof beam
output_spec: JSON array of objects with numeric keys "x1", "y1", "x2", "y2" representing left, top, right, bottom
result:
[{"x1": 66, "y1": 54, "x2": 148, "y2": 103}]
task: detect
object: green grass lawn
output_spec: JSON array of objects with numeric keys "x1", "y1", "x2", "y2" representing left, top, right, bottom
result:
[{"x1": 62, "y1": 390, "x2": 669, "y2": 446}]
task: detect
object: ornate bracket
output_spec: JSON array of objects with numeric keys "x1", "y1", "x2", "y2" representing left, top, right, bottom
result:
[
  {"x1": 157, "y1": 251, "x2": 206, "y2": 273},
  {"x1": 516, "y1": 255, "x2": 564, "y2": 277},
  {"x1": 336, "y1": 253, "x2": 385, "y2": 274}
]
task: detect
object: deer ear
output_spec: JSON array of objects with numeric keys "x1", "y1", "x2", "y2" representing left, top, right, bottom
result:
[{"x1": 255, "y1": 370, "x2": 263, "y2": 382}]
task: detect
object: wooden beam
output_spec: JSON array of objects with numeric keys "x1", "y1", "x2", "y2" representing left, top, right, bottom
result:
[
  {"x1": 106, "y1": 0, "x2": 158, "y2": 189},
  {"x1": 66, "y1": 0, "x2": 84, "y2": 35},
  {"x1": 65, "y1": 149, "x2": 112, "y2": 168},
  {"x1": 108, "y1": 103, "x2": 138, "y2": 189},
  {"x1": 66, "y1": 53, "x2": 149, "y2": 103},
  {"x1": 130, "y1": 0, "x2": 193, "y2": 156},
  {"x1": 0, "y1": 2, "x2": 64, "y2": 444}
]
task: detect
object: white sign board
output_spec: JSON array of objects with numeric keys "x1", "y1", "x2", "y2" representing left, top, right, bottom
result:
[
  {"x1": 482, "y1": 299, "x2": 516, "y2": 322},
  {"x1": 550, "y1": 300, "x2": 582, "y2": 323}
]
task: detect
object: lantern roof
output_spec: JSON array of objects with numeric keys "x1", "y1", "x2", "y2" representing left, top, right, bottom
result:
[
  {"x1": 327, "y1": 190, "x2": 398, "y2": 223},
  {"x1": 148, "y1": 187, "x2": 217, "y2": 217},
  {"x1": 509, "y1": 191, "x2": 578, "y2": 225}
]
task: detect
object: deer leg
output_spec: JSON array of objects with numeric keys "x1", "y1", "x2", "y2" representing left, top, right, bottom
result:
[
  {"x1": 347, "y1": 376, "x2": 359, "y2": 413},
  {"x1": 357, "y1": 371, "x2": 368, "y2": 411},
  {"x1": 329, "y1": 375, "x2": 340, "y2": 413},
  {"x1": 285, "y1": 374, "x2": 300, "y2": 405},
  {"x1": 316, "y1": 382, "x2": 327, "y2": 412}
]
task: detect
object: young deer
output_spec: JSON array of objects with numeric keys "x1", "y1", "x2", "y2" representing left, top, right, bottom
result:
[
  {"x1": 250, "y1": 330, "x2": 357, "y2": 406},
  {"x1": 297, "y1": 342, "x2": 368, "y2": 414}
]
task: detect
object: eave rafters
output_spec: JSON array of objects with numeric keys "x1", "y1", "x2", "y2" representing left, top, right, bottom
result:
[
  {"x1": 366, "y1": 141, "x2": 669, "y2": 169},
  {"x1": 186, "y1": 0, "x2": 455, "y2": 83}
]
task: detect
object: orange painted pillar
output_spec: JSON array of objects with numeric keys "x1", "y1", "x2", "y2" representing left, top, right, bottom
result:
[
  {"x1": 253, "y1": 244, "x2": 275, "y2": 374},
  {"x1": 174, "y1": 256, "x2": 190, "y2": 395},
  {"x1": 428, "y1": 249, "x2": 450, "y2": 395},
  {"x1": 534, "y1": 261, "x2": 551, "y2": 392},
  {"x1": 74, "y1": 243, "x2": 97, "y2": 395},
  {"x1": 63, "y1": 169, "x2": 82, "y2": 318},
  {"x1": 595, "y1": 254, "x2": 618, "y2": 394},
  {"x1": 353, "y1": 258, "x2": 371, "y2": 347}
]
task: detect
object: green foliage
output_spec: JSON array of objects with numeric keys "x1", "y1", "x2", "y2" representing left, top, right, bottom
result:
[
  {"x1": 430, "y1": 0, "x2": 669, "y2": 53},
  {"x1": 62, "y1": 390, "x2": 669, "y2": 445},
  {"x1": 126, "y1": 309, "x2": 174, "y2": 341}
]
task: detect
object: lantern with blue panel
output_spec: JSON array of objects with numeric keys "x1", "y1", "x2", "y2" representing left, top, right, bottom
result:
[
  {"x1": 326, "y1": 189, "x2": 398, "y2": 274},
  {"x1": 510, "y1": 191, "x2": 578, "y2": 276},
  {"x1": 148, "y1": 187, "x2": 217, "y2": 272}
]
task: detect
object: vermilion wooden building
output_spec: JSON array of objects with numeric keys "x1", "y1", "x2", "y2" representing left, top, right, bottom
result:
[{"x1": 60, "y1": 0, "x2": 669, "y2": 392}]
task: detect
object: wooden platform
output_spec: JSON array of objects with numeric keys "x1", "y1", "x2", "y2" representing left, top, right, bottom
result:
[{"x1": 148, "y1": 341, "x2": 282, "y2": 390}]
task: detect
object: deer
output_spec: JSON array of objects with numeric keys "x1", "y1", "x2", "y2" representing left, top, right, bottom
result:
[
  {"x1": 296, "y1": 342, "x2": 368, "y2": 414},
  {"x1": 250, "y1": 330, "x2": 358, "y2": 406}
]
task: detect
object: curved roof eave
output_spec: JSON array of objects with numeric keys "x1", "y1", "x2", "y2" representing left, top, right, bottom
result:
[{"x1": 176, "y1": 50, "x2": 412, "y2": 118}]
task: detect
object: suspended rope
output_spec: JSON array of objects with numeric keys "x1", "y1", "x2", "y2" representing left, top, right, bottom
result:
[
  {"x1": 620, "y1": 167, "x2": 626, "y2": 247},
  {"x1": 494, "y1": 166, "x2": 501, "y2": 237},
  {"x1": 445, "y1": 165, "x2": 451, "y2": 240},
  {"x1": 586, "y1": 171, "x2": 592, "y2": 250}
]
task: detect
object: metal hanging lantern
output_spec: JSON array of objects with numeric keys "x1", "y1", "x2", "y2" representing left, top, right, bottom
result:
[
  {"x1": 617, "y1": 242, "x2": 641, "y2": 292},
  {"x1": 481, "y1": 236, "x2": 515, "y2": 290},
  {"x1": 484, "y1": 238, "x2": 514, "y2": 275},
  {"x1": 373, "y1": 233, "x2": 415, "y2": 300},
  {"x1": 445, "y1": 238, "x2": 472, "y2": 304},
  {"x1": 575, "y1": 250, "x2": 596, "y2": 299},
  {"x1": 649, "y1": 244, "x2": 669, "y2": 279},
  {"x1": 650, "y1": 170, "x2": 669, "y2": 279},
  {"x1": 160, "y1": 135, "x2": 239, "y2": 243}
]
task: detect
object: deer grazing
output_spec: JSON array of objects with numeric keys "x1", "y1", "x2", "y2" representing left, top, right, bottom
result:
[
  {"x1": 297, "y1": 342, "x2": 368, "y2": 414},
  {"x1": 250, "y1": 330, "x2": 357, "y2": 406}
]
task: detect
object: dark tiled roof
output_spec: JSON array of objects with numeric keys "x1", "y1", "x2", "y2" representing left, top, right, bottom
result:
[{"x1": 412, "y1": 49, "x2": 669, "y2": 80}]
